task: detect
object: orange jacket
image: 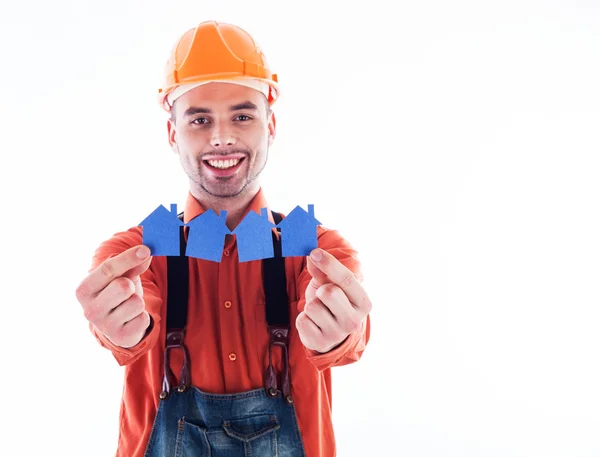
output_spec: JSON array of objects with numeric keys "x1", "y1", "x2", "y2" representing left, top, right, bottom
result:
[{"x1": 88, "y1": 188, "x2": 370, "y2": 457}]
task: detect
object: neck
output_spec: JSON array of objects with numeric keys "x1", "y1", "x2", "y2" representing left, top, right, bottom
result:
[{"x1": 189, "y1": 183, "x2": 260, "y2": 230}]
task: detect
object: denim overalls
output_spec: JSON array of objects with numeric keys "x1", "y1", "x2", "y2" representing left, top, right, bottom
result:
[{"x1": 143, "y1": 211, "x2": 307, "y2": 457}]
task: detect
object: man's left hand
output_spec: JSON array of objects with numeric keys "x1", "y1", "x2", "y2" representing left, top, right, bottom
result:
[{"x1": 296, "y1": 248, "x2": 372, "y2": 353}]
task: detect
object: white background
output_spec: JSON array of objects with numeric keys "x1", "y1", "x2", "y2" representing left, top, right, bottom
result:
[{"x1": 1, "y1": 0, "x2": 599, "y2": 456}]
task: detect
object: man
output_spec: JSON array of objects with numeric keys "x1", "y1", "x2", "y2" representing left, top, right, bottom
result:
[{"x1": 76, "y1": 20, "x2": 372, "y2": 457}]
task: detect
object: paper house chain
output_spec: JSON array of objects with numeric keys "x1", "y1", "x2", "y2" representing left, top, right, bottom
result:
[{"x1": 139, "y1": 204, "x2": 321, "y2": 262}]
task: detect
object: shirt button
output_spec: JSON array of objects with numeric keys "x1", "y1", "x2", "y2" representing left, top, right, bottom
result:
[
  {"x1": 223, "y1": 250, "x2": 230, "y2": 256},
  {"x1": 224, "y1": 300, "x2": 232, "y2": 309},
  {"x1": 229, "y1": 352, "x2": 237, "y2": 361}
]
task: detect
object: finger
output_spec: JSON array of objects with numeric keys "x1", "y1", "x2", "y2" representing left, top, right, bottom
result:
[
  {"x1": 90, "y1": 277, "x2": 136, "y2": 320},
  {"x1": 308, "y1": 249, "x2": 372, "y2": 313},
  {"x1": 296, "y1": 311, "x2": 323, "y2": 348},
  {"x1": 108, "y1": 310, "x2": 151, "y2": 349},
  {"x1": 121, "y1": 255, "x2": 152, "y2": 298},
  {"x1": 316, "y1": 284, "x2": 364, "y2": 334},
  {"x1": 304, "y1": 255, "x2": 330, "y2": 303},
  {"x1": 121, "y1": 311, "x2": 151, "y2": 344},
  {"x1": 104, "y1": 294, "x2": 146, "y2": 332},
  {"x1": 304, "y1": 298, "x2": 343, "y2": 338},
  {"x1": 129, "y1": 275, "x2": 144, "y2": 298},
  {"x1": 305, "y1": 276, "x2": 325, "y2": 304},
  {"x1": 77, "y1": 245, "x2": 151, "y2": 300}
]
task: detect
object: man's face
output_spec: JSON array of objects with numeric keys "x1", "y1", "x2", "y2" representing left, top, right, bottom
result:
[{"x1": 167, "y1": 82, "x2": 275, "y2": 199}]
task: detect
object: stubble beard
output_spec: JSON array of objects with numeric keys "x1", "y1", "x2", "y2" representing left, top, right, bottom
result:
[{"x1": 190, "y1": 149, "x2": 268, "y2": 199}]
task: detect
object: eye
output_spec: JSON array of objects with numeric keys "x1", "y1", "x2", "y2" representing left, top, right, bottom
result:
[
  {"x1": 191, "y1": 117, "x2": 209, "y2": 125},
  {"x1": 235, "y1": 115, "x2": 252, "y2": 121}
]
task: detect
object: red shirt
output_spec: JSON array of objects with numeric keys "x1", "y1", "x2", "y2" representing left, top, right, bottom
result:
[{"x1": 88, "y1": 188, "x2": 370, "y2": 457}]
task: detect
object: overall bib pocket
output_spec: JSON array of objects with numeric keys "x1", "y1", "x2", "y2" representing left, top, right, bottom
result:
[{"x1": 182, "y1": 413, "x2": 281, "y2": 457}]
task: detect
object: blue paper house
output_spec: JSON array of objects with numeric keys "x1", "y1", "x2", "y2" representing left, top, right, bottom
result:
[
  {"x1": 139, "y1": 203, "x2": 184, "y2": 256},
  {"x1": 232, "y1": 208, "x2": 276, "y2": 262},
  {"x1": 277, "y1": 204, "x2": 321, "y2": 257},
  {"x1": 185, "y1": 209, "x2": 231, "y2": 262}
]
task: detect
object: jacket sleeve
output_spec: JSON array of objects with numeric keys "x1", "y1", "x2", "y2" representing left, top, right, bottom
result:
[
  {"x1": 296, "y1": 227, "x2": 371, "y2": 371},
  {"x1": 87, "y1": 226, "x2": 163, "y2": 366}
]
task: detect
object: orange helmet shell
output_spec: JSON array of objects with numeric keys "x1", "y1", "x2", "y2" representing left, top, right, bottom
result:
[{"x1": 158, "y1": 21, "x2": 280, "y2": 111}]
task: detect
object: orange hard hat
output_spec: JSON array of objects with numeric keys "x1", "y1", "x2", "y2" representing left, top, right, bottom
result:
[{"x1": 158, "y1": 20, "x2": 280, "y2": 112}]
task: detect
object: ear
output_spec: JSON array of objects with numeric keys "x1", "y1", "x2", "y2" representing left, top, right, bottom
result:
[
  {"x1": 267, "y1": 112, "x2": 277, "y2": 147},
  {"x1": 167, "y1": 118, "x2": 178, "y2": 153}
]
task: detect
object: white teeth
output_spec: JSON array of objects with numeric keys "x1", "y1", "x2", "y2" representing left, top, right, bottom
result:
[{"x1": 207, "y1": 158, "x2": 240, "y2": 169}]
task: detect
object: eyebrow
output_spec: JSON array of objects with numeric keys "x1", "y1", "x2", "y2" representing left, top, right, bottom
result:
[
  {"x1": 231, "y1": 101, "x2": 259, "y2": 111},
  {"x1": 182, "y1": 101, "x2": 259, "y2": 117}
]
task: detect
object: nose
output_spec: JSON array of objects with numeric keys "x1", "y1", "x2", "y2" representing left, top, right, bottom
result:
[{"x1": 210, "y1": 123, "x2": 236, "y2": 148}]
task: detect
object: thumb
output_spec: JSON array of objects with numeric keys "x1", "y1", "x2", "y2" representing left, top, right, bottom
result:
[{"x1": 122, "y1": 256, "x2": 152, "y2": 281}]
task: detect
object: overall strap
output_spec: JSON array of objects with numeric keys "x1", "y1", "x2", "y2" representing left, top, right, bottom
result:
[
  {"x1": 262, "y1": 211, "x2": 289, "y2": 326},
  {"x1": 161, "y1": 215, "x2": 190, "y2": 398},
  {"x1": 166, "y1": 217, "x2": 189, "y2": 330},
  {"x1": 263, "y1": 211, "x2": 294, "y2": 403}
]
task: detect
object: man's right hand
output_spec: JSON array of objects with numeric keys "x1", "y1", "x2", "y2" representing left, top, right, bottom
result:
[{"x1": 76, "y1": 245, "x2": 153, "y2": 348}]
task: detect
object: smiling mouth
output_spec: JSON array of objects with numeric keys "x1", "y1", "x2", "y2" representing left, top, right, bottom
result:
[{"x1": 203, "y1": 157, "x2": 245, "y2": 169}]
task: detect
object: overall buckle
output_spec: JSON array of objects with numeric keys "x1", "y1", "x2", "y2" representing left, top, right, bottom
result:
[
  {"x1": 160, "y1": 329, "x2": 191, "y2": 399},
  {"x1": 265, "y1": 325, "x2": 293, "y2": 404}
]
